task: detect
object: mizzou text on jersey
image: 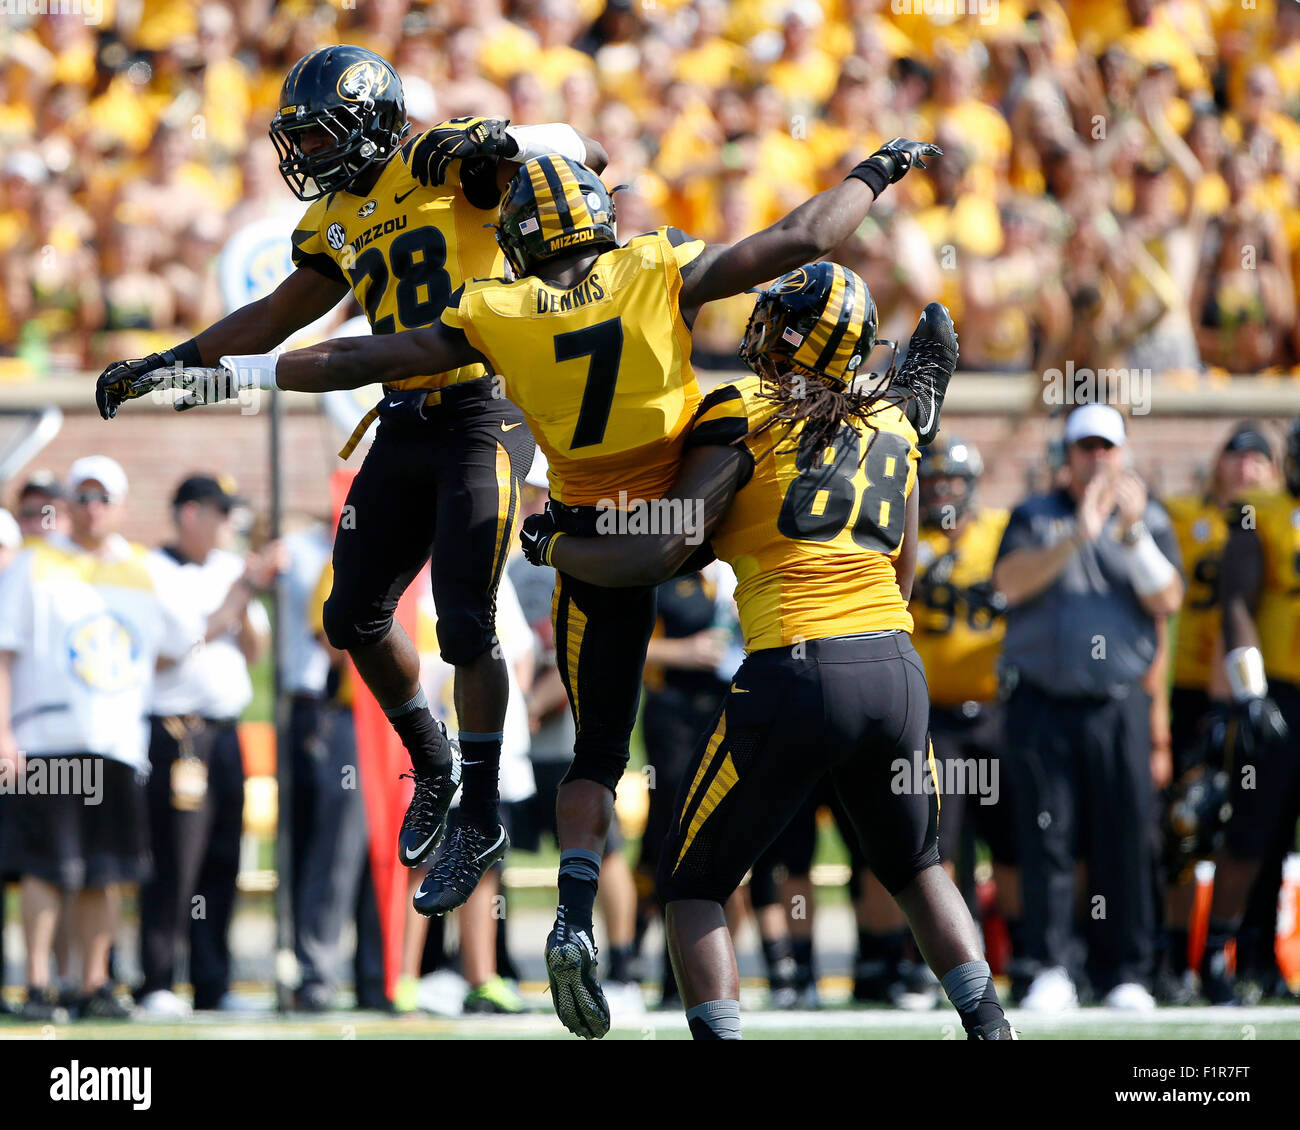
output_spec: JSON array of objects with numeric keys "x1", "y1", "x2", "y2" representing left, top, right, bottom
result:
[
  {"x1": 683, "y1": 375, "x2": 920, "y2": 650},
  {"x1": 291, "y1": 118, "x2": 505, "y2": 394},
  {"x1": 441, "y1": 226, "x2": 706, "y2": 506},
  {"x1": 910, "y1": 508, "x2": 1009, "y2": 706}
]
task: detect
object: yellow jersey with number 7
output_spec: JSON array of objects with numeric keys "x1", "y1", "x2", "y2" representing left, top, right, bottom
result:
[
  {"x1": 440, "y1": 227, "x2": 706, "y2": 506},
  {"x1": 685, "y1": 375, "x2": 919, "y2": 651}
]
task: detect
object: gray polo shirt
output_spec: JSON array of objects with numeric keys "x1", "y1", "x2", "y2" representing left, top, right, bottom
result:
[{"x1": 995, "y1": 488, "x2": 1182, "y2": 699}]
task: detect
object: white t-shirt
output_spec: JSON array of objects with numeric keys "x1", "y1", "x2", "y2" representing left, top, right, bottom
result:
[
  {"x1": 416, "y1": 573, "x2": 536, "y2": 804},
  {"x1": 0, "y1": 534, "x2": 202, "y2": 769},
  {"x1": 149, "y1": 546, "x2": 269, "y2": 719}
]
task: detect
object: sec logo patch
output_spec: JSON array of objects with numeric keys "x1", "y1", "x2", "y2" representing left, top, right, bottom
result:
[
  {"x1": 65, "y1": 612, "x2": 140, "y2": 693},
  {"x1": 326, "y1": 223, "x2": 347, "y2": 250}
]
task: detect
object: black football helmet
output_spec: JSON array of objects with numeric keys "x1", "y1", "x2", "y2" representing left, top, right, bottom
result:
[
  {"x1": 918, "y1": 435, "x2": 982, "y2": 527},
  {"x1": 495, "y1": 156, "x2": 619, "y2": 277},
  {"x1": 738, "y1": 262, "x2": 879, "y2": 388},
  {"x1": 1285, "y1": 415, "x2": 1300, "y2": 496},
  {"x1": 1164, "y1": 764, "x2": 1232, "y2": 884},
  {"x1": 269, "y1": 45, "x2": 408, "y2": 201}
]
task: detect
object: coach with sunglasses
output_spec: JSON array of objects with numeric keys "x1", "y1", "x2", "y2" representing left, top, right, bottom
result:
[{"x1": 992, "y1": 405, "x2": 1184, "y2": 1014}]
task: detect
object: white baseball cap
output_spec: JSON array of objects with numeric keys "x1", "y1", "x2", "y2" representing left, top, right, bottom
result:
[
  {"x1": 67, "y1": 455, "x2": 129, "y2": 502},
  {"x1": 0, "y1": 508, "x2": 20, "y2": 549},
  {"x1": 1063, "y1": 404, "x2": 1126, "y2": 448}
]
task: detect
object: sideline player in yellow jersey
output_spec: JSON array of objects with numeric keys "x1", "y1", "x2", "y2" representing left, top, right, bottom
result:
[
  {"x1": 94, "y1": 46, "x2": 608, "y2": 914},
  {"x1": 528, "y1": 265, "x2": 1014, "y2": 1040},
  {"x1": 904, "y1": 438, "x2": 1022, "y2": 990},
  {"x1": 1160, "y1": 424, "x2": 1277, "y2": 1001},
  {"x1": 1203, "y1": 418, "x2": 1300, "y2": 1004},
  {"x1": 203, "y1": 138, "x2": 942, "y2": 1037}
]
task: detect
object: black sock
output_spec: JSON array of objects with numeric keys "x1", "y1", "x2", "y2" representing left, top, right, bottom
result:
[
  {"x1": 457, "y1": 730, "x2": 502, "y2": 824},
  {"x1": 791, "y1": 936, "x2": 816, "y2": 989},
  {"x1": 384, "y1": 689, "x2": 451, "y2": 775},
  {"x1": 858, "y1": 928, "x2": 907, "y2": 971},
  {"x1": 607, "y1": 942, "x2": 635, "y2": 984},
  {"x1": 557, "y1": 849, "x2": 601, "y2": 933},
  {"x1": 1167, "y1": 927, "x2": 1190, "y2": 976},
  {"x1": 761, "y1": 935, "x2": 794, "y2": 976},
  {"x1": 1202, "y1": 918, "x2": 1236, "y2": 974},
  {"x1": 940, "y1": 960, "x2": 1007, "y2": 1034}
]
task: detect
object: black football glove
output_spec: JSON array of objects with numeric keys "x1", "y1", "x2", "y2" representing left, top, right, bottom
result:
[
  {"x1": 519, "y1": 507, "x2": 563, "y2": 568},
  {"x1": 872, "y1": 137, "x2": 943, "y2": 182},
  {"x1": 1205, "y1": 697, "x2": 1289, "y2": 767},
  {"x1": 410, "y1": 119, "x2": 514, "y2": 187},
  {"x1": 95, "y1": 351, "x2": 181, "y2": 420},
  {"x1": 847, "y1": 138, "x2": 942, "y2": 197}
]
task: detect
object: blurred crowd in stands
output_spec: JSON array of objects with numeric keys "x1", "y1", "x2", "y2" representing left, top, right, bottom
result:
[{"x1": 0, "y1": 0, "x2": 1296, "y2": 377}]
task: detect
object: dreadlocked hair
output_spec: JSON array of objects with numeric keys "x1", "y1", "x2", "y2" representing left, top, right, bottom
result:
[{"x1": 745, "y1": 352, "x2": 909, "y2": 467}]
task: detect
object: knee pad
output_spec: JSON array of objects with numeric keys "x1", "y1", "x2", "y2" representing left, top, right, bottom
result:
[
  {"x1": 321, "y1": 591, "x2": 390, "y2": 653},
  {"x1": 435, "y1": 609, "x2": 497, "y2": 668},
  {"x1": 562, "y1": 743, "x2": 630, "y2": 794}
]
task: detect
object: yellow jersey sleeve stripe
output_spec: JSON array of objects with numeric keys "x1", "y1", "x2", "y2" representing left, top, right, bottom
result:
[{"x1": 686, "y1": 384, "x2": 750, "y2": 448}]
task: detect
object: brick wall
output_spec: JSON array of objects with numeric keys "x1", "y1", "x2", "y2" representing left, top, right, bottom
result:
[{"x1": 9, "y1": 405, "x2": 1298, "y2": 545}]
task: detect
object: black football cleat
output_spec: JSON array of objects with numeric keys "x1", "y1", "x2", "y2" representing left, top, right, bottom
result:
[
  {"x1": 546, "y1": 912, "x2": 610, "y2": 1040},
  {"x1": 397, "y1": 752, "x2": 461, "y2": 869},
  {"x1": 896, "y1": 302, "x2": 959, "y2": 447},
  {"x1": 968, "y1": 1018, "x2": 1019, "y2": 1040},
  {"x1": 413, "y1": 812, "x2": 509, "y2": 916}
]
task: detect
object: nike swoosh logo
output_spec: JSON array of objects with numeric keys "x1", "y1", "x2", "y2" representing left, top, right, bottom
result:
[
  {"x1": 403, "y1": 831, "x2": 438, "y2": 862},
  {"x1": 731, "y1": 687, "x2": 749, "y2": 694},
  {"x1": 474, "y1": 827, "x2": 506, "y2": 862},
  {"x1": 394, "y1": 187, "x2": 418, "y2": 204},
  {"x1": 501, "y1": 420, "x2": 522, "y2": 432}
]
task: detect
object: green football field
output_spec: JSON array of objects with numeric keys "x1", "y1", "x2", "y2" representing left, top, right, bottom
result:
[{"x1": 4, "y1": 1002, "x2": 1299, "y2": 1041}]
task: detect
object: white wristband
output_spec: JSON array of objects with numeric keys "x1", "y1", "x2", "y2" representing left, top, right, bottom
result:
[
  {"x1": 1124, "y1": 528, "x2": 1177, "y2": 596},
  {"x1": 219, "y1": 353, "x2": 278, "y2": 390},
  {"x1": 506, "y1": 123, "x2": 587, "y2": 165},
  {"x1": 1225, "y1": 646, "x2": 1268, "y2": 702}
]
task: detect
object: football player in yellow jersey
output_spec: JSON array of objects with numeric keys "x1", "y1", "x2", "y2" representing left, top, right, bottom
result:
[
  {"x1": 529, "y1": 265, "x2": 1013, "y2": 1040},
  {"x1": 1160, "y1": 424, "x2": 1277, "y2": 1000},
  {"x1": 1201, "y1": 417, "x2": 1300, "y2": 1004},
  {"x1": 94, "y1": 46, "x2": 611, "y2": 915},
  {"x1": 232, "y1": 136, "x2": 942, "y2": 1037}
]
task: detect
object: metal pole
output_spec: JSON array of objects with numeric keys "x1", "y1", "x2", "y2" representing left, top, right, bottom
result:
[{"x1": 270, "y1": 382, "x2": 295, "y2": 1011}]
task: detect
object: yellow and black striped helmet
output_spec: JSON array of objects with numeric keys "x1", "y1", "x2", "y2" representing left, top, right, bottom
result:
[
  {"x1": 496, "y1": 156, "x2": 618, "y2": 277},
  {"x1": 739, "y1": 262, "x2": 879, "y2": 387}
]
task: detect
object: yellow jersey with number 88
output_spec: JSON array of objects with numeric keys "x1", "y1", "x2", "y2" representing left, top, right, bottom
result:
[{"x1": 686, "y1": 376, "x2": 919, "y2": 651}]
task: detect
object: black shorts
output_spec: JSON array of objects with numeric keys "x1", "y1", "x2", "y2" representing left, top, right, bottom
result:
[
  {"x1": 929, "y1": 702, "x2": 1015, "y2": 866},
  {"x1": 1224, "y1": 677, "x2": 1300, "y2": 860},
  {"x1": 658, "y1": 632, "x2": 940, "y2": 905},
  {"x1": 324, "y1": 378, "x2": 535, "y2": 665},
  {"x1": 638, "y1": 686, "x2": 728, "y2": 884},
  {"x1": 1169, "y1": 685, "x2": 1214, "y2": 780},
  {"x1": 550, "y1": 532, "x2": 658, "y2": 791},
  {"x1": 0, "y1": 755, "x2": 149, "y2": 891}
]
